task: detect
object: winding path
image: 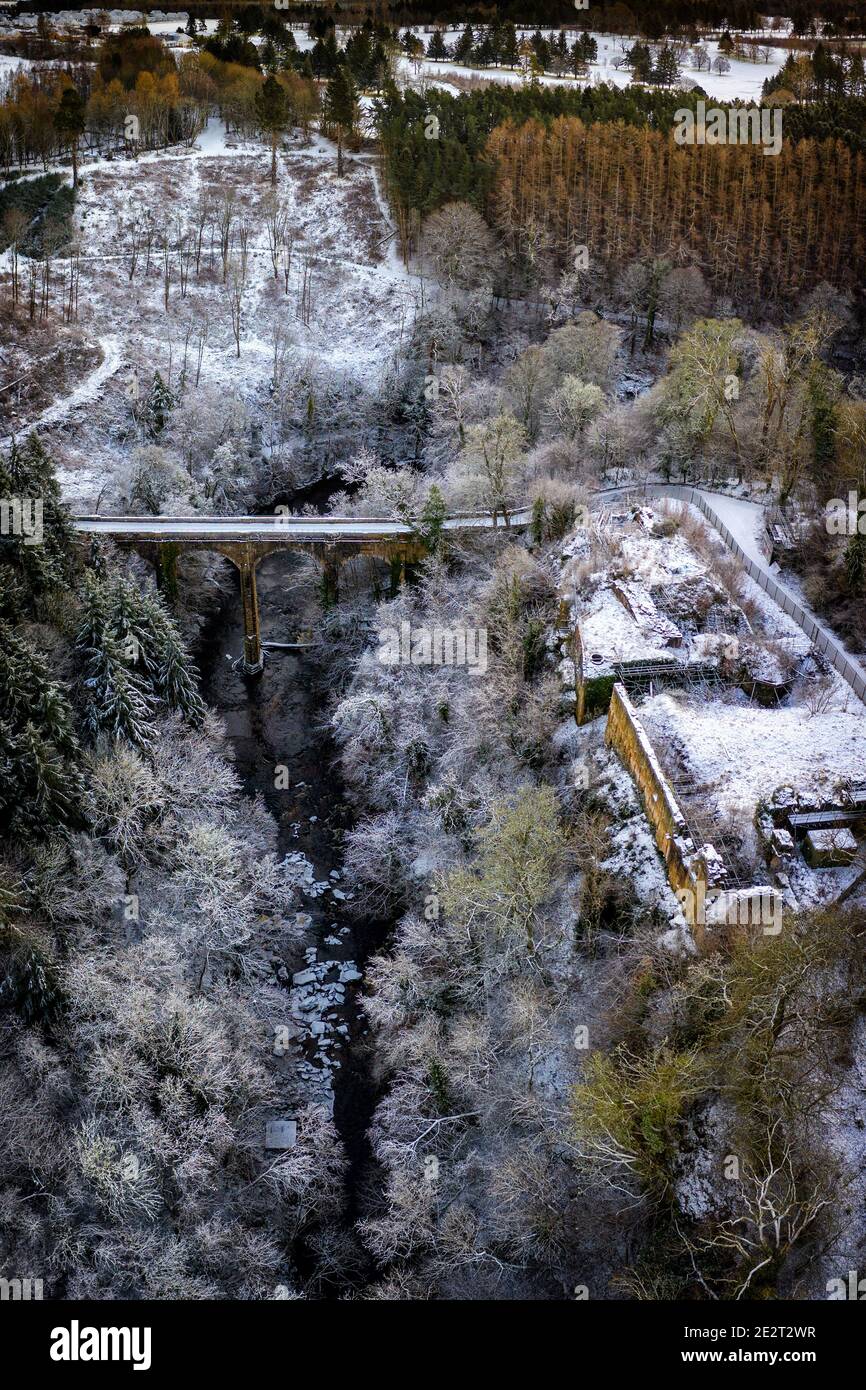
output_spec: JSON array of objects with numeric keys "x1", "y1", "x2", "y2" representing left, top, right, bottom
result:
[{"x1": 1, "y1": 335, "x2": 124, "y2": 450}]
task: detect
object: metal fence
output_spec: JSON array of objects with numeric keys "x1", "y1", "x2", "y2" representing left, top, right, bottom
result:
[{"x1": 631, "y1": 483, "x2": 866, "y2": 707}]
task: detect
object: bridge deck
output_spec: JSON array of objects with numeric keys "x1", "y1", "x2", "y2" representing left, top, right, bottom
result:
[{"x1": 73, "y1": 510, "x2": 532, "y2": 544}]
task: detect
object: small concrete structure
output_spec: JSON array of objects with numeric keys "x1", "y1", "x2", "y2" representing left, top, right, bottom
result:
[
  {"x1": 804, "y1": 827, "x2": 858, "y2": 868},
  {"x1": 265, "y1": 1120, "x2": 298, "y2": 1151},
  {"x1": 769, "y1": 828, "x2": 795, "y2": 867}
]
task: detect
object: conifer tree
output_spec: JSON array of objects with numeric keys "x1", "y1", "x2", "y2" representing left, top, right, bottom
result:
[
  {"x1": 75, "y1": 573, "x2": 154, "y2": 749},
  {"x1": 417, "y1": 483, "x2": 447, "y2": 554},
  {"x1": 255, "y1": 74, "x2": 290, "y2": 185},
  {"x1": 531, "y1": 496, "x2": 545, "y2": 546},
  {"x1": 427, "y1": 29, "x2": 448, "y2": 62},
  {"x1": 845, "y1": 533, "x2": 866, "y2": 593},
  {"x1": 580, "y1": 31, "x2": 598, "y2": 63},
  {"x1": 656, "y1": 46, "x2": 680, "y2": 87},
  {"x1": 500, "y1": 23, "x2": 520, "y2": 69},
  {"x1": 530, "y1": 31, "x2": 552, "y2": 73},
  {"x1": 143, "y1": 371, "x2": 175, "y2": 438},
  {"x1": 76, "y1": 571, "x2": 206, "y2": 731},
  {"x1": 808, "y1": 363, "x2": 839, "y2": 474},
  {"x1": 54, "y1": 85, "x2": 86, "y2": 188},
  {"x1": 629, "y1": 41, "x2": 654, "y2": 82},
  {"x1": 139, "y1": 588, "x2": 206, "y2": 724},
  {"x1": 79, "y1": 627, "x2": 155, "y2": 749},
  {"x1": 0, "y1": 435, "x2": 76, "y2": 621},
  {"x1": 454, "y1": 26, "x2": 475, "y2": 65},
  {"x1": 0, "y1": 621, "x2": 84, "y2": 836},
  {"x1": 323, "y1": 64, "x2": 358, "y2": 178}
]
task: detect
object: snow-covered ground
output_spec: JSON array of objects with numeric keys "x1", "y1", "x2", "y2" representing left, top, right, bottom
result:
[
  {"x1": 8, "y1": 118, "x2": 418, "y2": 504},
  {"x1": 400, "y1": 29, "x2": 788, "y2": 103},
  {"x1": 0, "y1": 334, "x2": 123, "y2": 449},
  {"x1": 70, "y1": 119, "x2": 412, "y2": 392},
  {"x1": 641, "y1": 687, "x2": 866, "y2": 822},
  {"x1": 0, "y1": 51, "x2": 38, "y2": 77},
  {"x1": 0, "y1": 19, "x2": 789, "y2": 103},
  {"x1": 690, "y1": 490, "x2": 866, "y2": 683}
]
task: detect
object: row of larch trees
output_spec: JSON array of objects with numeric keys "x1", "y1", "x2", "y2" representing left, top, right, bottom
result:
[{"x1": 487, "y1": 117, "x2": 866, "y2": 305}]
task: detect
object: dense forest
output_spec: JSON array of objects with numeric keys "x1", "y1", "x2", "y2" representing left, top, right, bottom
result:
[
  {"x1": 375, "y1": 80, "x2": 866, "y2": 305},
  {"x1": 488, "y1": 117, "x2": 865, "y2": 304}
]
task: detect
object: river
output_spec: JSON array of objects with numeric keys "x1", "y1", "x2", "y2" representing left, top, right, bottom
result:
[{"x1": 194, "y1": 538, "x2": 388, "y2": 1288}]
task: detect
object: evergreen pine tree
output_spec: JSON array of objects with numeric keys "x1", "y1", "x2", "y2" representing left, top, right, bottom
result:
[
  {"x1": 531, "y1": 496, "x2": 546, "y2": 546},
  {"x1": 255, "y1": 74, "x2": 290, "y2": 184},
  {"x1": 15, "y1": 720, "x2": 82, "y2": 834},
  {"x1": 474, "y1": 33, "x2": 495, "y2": 68},
  {"x1": 0, "y1": 621, "x2": 84, "y2": 836},
  {"x1": 531, "y1": 31, "x2": 552, "y2": 73},
  {"x1": 808, "y1": 363, "x2": 839, "y2": 474},
  {"x1": 417, "y1": 484, "x2": 447, "y2": 554},
  {"x1": 143, "y1": 371, "x2": 175, "y2": 437},
  {"x1": 111, "y1": 575, "x2": 158, "y2": 680},
  {"x1": 488, "y1": 22, "x2": 505, "y2": 64},
  {"x1": 656, "y1": 46, "x2": 680, "y2": 87},
  {"x1": 139, "y1": 588, "x2": 207, "y2": 724},
  {"x1": 0, "y1": 435, "x2": 76, "y2": 621},
  {"x1": 454, "y1": 25, "x2": 475, "y2": 64},
  {"x1": 310, "y1": 38, "x2": 329, "y2": 77},
  {"x1": 0, "y1": 622, "x2": 79, "y2": 760},
  {"x1": 261, "y1": 37, "x2": 278, "y2": 75},
  {"x1": 845, "y1": 533, "x2": 866, "y2": 593},
  {"x1": 79, "y1": 629, "x2": 155, "y2": 749},
  {"x1": 75, "y1": 573, "x2": 154, "y2": 749},
  {"x1": 630, "y1": 42, "x2": 654, "y2": 82},
  {"x1": 54, "y1": 85, "x2": 86, "y2": 188},
  {"x1": 501, "y1": 23, "x2": 520, "y2": 68},
  {"x1": 324, "y1": 65, "x2": 358, "y2": 177},
  {"x1": 427, "y1": 29, "x2": 448, "y2": 62}
]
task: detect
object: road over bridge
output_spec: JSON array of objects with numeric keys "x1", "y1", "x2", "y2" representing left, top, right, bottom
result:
[
  {"x1": 73, "y1": 508, "x2": 533, "y2": 672},
  {"x1": 74, "y1": 487, "x2": 865, "y2": 706}
]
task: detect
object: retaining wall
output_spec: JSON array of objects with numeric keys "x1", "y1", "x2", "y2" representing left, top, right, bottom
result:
[{"x1": 605, "y1": 681, "x2": 783, "y2": 949}]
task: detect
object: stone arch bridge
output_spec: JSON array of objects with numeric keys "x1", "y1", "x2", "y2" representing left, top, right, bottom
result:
[{"x1": 73, "y1": 510, "x2": 531, "y2": 674}]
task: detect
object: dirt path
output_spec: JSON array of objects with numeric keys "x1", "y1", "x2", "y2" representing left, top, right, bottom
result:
[{"x1": 1, "y1": 334, "x2": 124, "y2": 449}]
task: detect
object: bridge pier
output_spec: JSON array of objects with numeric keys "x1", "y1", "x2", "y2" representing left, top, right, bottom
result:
[
  {"x1": 389, "y1": 555, "x2": 405, "y2": 597},
  {"x1": 156, "y1": 544, "x2": 179, "y2": 604},
  {"x1": 237, "y1": 554, "x2": 264, "y2": 675},
  {"x1": 73, "y1": 517, "x2": 508, "y2": 686},
  {"x1": 321, "y1": 550, "x2": 340, "y2": 608}
]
